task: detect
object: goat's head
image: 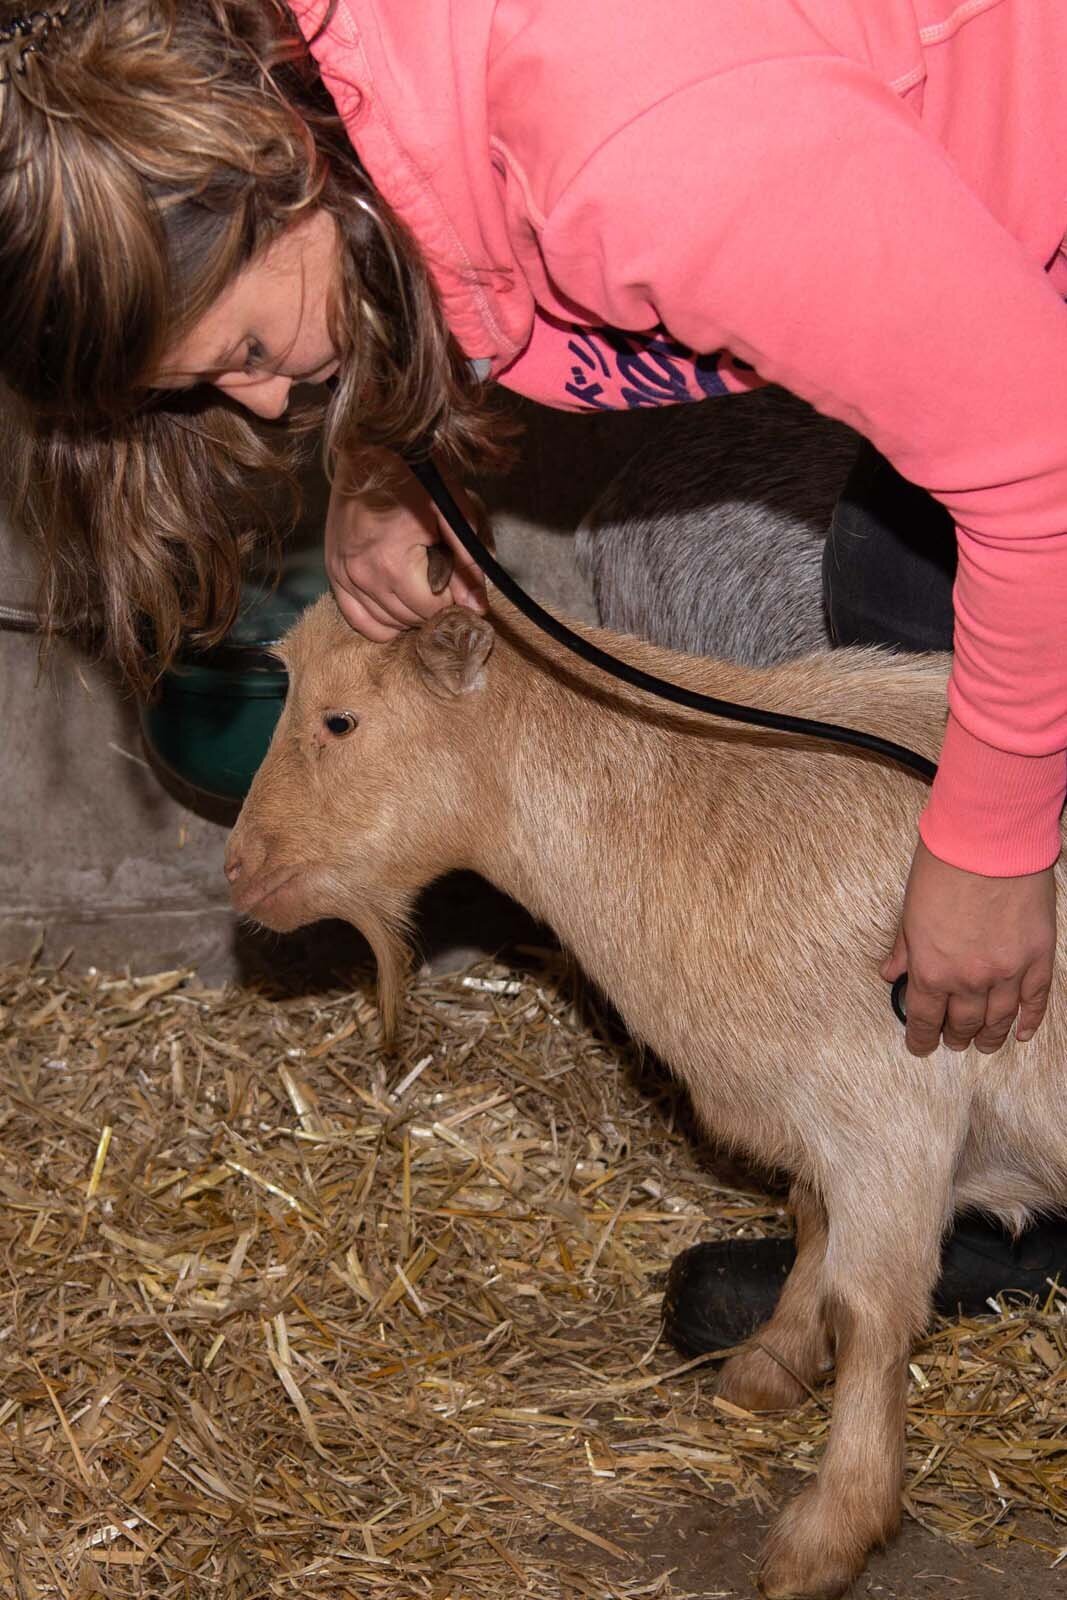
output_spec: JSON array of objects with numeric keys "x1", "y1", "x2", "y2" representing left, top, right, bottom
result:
[{"x1": 225, "y1": 597, "x2": 497, "y2": 1024}]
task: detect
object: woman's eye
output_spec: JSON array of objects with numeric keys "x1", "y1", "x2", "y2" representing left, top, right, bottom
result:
[
  {"x1": 323, "y1": 711, "x2": 359, "y2": 737},
  {"x1": 243, "y1": 339, "x2": 267, "y2": 374}
]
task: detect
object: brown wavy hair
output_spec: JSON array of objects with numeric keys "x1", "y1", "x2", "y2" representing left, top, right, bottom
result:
[{"x1": 0, "y1": 0, "x2": 509, "y2": 690}]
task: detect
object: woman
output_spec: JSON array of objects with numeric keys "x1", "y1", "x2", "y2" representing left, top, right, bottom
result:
[{"x1": 1, "y1": 1, "x2": 1064, "y2": 1327}]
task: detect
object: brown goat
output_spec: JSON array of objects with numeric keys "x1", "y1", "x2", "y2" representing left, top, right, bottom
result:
[{"x1": 226, "y1": 593, "x2": 1067, "y2": 1599}]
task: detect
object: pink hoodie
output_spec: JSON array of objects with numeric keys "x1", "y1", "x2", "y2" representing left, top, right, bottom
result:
[{"x1": 293, "y1": 0, "x2": 1067, "y2": 878}]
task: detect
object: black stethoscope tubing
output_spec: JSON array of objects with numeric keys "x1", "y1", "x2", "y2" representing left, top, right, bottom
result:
[{"x1": 406, "y1": 453, "x2": 930, "y2": 1025}]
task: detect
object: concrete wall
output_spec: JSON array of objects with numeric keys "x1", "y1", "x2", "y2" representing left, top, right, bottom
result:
[
  {"x1": 0, "y1": 400, "x2": 664, "y2": 978},
  {"x1": 0, "y1": 525, "x2": 243, "y2": 975}
]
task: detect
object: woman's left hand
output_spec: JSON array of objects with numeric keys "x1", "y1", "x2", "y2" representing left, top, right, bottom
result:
[{"x1": 882, "y1": 839, "x2": 1056, "y2": 1056}]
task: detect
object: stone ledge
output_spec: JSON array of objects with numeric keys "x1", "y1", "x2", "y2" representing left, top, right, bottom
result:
[{"x1": 0, "y1": 873, "x2": 546, "y2": 985}]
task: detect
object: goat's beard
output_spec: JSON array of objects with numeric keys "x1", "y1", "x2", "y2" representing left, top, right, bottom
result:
[
  {"x1": 345, "y1": 900, "x2": 412, "y2": 1044},
  {"x1": 314, "y1": 868, "x2": 415, "y2": 1044},
  {"x1": 235, "y1": 862, "x2": 413, "y2": 1044}
]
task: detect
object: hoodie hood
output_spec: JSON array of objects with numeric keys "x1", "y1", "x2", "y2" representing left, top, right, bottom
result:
[{"x1": 292, "y1": 0, "x2": 534, "y2": 374}]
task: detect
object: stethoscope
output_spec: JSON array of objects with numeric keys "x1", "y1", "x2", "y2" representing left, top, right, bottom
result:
[{"x1": 406, "y1": 455, "x2": 932, "y2": 1027}]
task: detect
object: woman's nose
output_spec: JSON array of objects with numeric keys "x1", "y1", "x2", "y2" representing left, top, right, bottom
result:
[{"x1": 214, "y1": 372, "x2": 293, "y2": 419}]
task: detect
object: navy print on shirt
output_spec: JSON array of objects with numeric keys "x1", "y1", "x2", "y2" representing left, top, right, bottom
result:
[{"x1": 564, "y1": 325, "x2": 743, "y2": 409}]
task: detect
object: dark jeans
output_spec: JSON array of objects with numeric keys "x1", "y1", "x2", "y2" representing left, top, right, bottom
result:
[{"x1": 823, "y1": 441, "x2": 957, "y2": 653}]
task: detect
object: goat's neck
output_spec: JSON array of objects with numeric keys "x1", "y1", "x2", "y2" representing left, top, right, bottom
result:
[{"x1": 462, "y1": 643, "x2": 727, "y2": 981}]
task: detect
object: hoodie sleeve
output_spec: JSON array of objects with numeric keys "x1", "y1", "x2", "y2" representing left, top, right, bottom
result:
[{"x1": 534, "y1": 56, "x2": 1067, "y2": 876}]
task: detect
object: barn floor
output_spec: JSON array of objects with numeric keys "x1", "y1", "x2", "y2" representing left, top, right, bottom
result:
[
  {"x1": 1, "y1": 948, "x2": 1065, "y2": 1598},
  {"x1": 530, "y1": 1493, "x2": 1058, "y2": 1598}
]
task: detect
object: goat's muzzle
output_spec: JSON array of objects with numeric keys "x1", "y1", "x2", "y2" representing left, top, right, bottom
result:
[{"x1": 225, "y1": 831, "x2": 310, "y2": 927}]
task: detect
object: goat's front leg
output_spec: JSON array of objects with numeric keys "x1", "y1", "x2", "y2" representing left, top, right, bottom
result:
[
  {"x1": 758, "y1": 1164, "x2": 951, "y2": 1599},
  {"x1": 719, "y1": 1181, "x2": 831, "y2": 1410}
]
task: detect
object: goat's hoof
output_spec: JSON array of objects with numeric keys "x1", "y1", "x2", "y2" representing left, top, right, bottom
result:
[
  {"x1": 757, "y1": 1490, "x2": 877, "y2": 1599},
  {"x1": 718, "y1": 1344, "x2": 812, "y2": 1412}
]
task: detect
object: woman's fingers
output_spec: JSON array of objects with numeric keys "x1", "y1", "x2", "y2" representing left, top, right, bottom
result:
[
  {"x1": 878, "y1": 928, "x2": 908, "y2": 984},
  {"x1": 378, "y1": 559, "x2": 441, "y2": 626},
  {"x1": 441, "y1": 533, "x2": 488, "y2": 610},
  {"x1": 894, "y1": 965, "x2": 1053, "y2": 1056},
  {"x1": 330, "y1": 537, "x2": 454, "y2": 630},
  {"x1": 972, "y1": 981, "x2": 1023, "y2": 1054},
  {"x1": 941, "y1": 988, "x2": 992, "y2": 1052},
  {"x1": 332, "y1": 584, "x2": 402, "y2": 643},
  {"x1": 1015, "y1": 961, "x2": 1053, "y2": 1043},
  {"x1": 432, "y1": 491, "x2": 489, "y2": 612},
  {"x1": 334, "y1": 547, "x2": 476, "y2": 636},
  {"x1": 333, "y1": 546, "x2": 450, "y2": 633},
  {"x1": 388, "y1": 542, "x2": 468, "y2": 620},
  {"x1": 901, "y1": 975, "x2": 951, "y2": 1057}
]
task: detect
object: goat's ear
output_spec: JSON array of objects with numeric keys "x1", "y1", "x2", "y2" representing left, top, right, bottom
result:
[{"x1": 414, "y1": 607, "x2": 495, "y2": 698}]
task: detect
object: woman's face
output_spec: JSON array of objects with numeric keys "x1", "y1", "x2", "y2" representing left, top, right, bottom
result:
[{"x1": 153, "y1": 210, "x2": 340, "y2": 418}]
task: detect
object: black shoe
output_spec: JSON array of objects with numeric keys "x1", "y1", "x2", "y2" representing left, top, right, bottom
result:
[
  {"x1": 663, "y1": 1236, "x2": 795, "y2": 1356},
  {"x1": 663, "y1": 1214, "x2": 1067, "y2": 1358}
]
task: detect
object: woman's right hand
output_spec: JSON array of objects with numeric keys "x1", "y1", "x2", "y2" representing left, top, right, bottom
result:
[{"x1": 325, "y1": 450, "x2": 487, "y2": 641}]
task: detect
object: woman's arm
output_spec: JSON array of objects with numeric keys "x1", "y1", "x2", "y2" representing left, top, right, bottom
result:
[
  {"x1": 535, "y1": 56, "x2": 1067, "y2": 870},
  {"x1": 523, "y1": 57, "x2": 1067, "y2": 1046}
]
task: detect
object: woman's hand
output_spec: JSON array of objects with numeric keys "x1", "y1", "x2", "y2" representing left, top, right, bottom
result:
[
  {"x1": 326, "y1": 451, "x2": 487, "y2": 641},
  {"x1": 882, "y1": 839, "x2": 1056, "y2": 1055}
]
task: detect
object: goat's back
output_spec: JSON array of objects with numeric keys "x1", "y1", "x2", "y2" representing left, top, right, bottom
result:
[{"x1": 490, "y1": 611, "x2": 1067, "y2": 1211}]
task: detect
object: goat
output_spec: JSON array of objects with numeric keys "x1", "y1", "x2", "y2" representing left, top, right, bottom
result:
[
  {"x1": 226, "y1": 593, "x2": 1066, "y2": 1599},
  {"x1": 576, "y1": 387, "x2": 854, "y2": 663}
]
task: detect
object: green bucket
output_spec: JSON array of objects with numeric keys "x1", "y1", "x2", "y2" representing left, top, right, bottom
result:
[{"x1": 140, "y1": 554, "x2": 327, "y2": 804}]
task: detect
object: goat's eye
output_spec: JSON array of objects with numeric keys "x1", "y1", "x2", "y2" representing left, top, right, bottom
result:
[{"x1": 323, "y1": 711, "x2": 359, "y2": 737}]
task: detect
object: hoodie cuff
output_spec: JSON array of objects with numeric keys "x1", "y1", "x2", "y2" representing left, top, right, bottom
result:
[{"x1": 918, "y1": 713, "x2": 1066, "y2": 876}]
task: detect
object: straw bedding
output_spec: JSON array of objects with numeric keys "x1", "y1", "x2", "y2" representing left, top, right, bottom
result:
[{"x1": 1, "y1": 949, "x2": 1065, "y2": 1597}]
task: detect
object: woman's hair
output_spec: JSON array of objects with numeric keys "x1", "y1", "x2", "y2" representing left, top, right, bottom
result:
[{"x1": 0, "y1": 0, "x2": 509, "y2": 690}]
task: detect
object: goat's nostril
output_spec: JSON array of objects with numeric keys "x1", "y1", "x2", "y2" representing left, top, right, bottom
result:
[{"x1": 225, "y1": 855, "x2": 242, "y2": 883}]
